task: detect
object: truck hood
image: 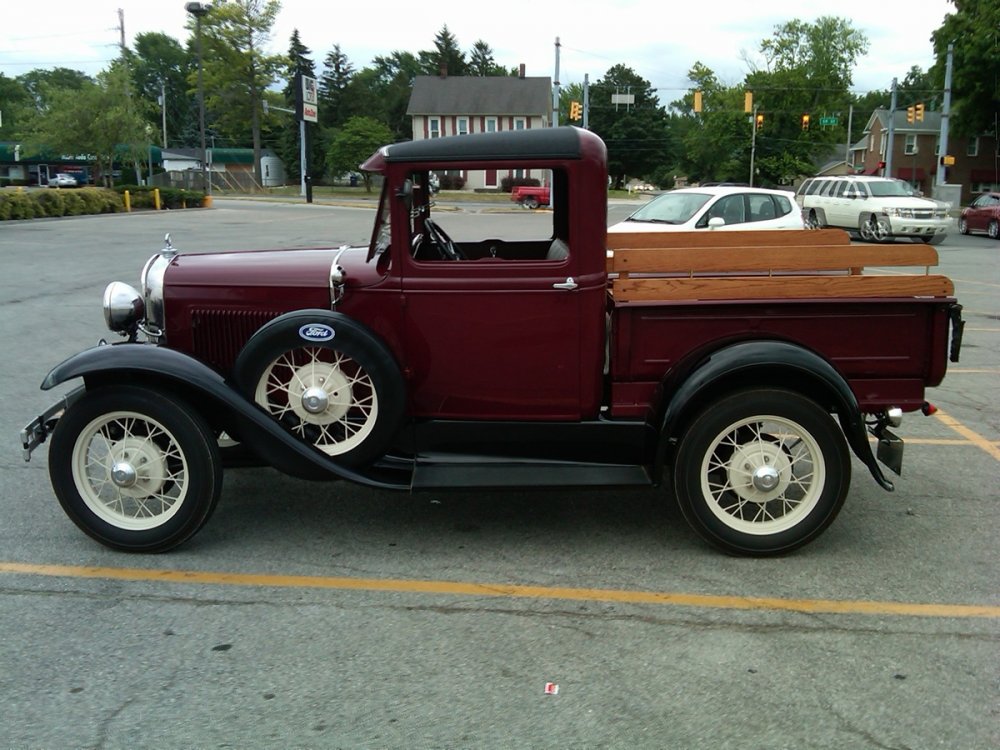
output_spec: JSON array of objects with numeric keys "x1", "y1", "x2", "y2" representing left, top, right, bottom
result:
[{"x1": 165, "y1": 245, "x2": 384, "y2": 290}]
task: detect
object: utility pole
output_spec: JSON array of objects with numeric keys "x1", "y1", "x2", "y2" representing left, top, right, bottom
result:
[
  {"x1": 582, "y1": 74, "x2": 590, "y2": 129},
  {"x1": 117, "y1": 8, "x2": 126, "y2": 52},
  {"x1": 844, "y1": 104, "x2": 854, "y2": 167},
  {"x1": 159, "y1": 80, "x2": 167, "y2": 148},
  {"x1": 885, "y1": 78, "x2": 898, "y2": 176},
  {"x1": 937, "y1": 43, "x2": 954, "y2": 187},
  {"x1": 749, "y1": 104, "x2": 759, "y2": 187},
  {"x1": 552, "y1": 37, "x2": 560, "y2": 128}
]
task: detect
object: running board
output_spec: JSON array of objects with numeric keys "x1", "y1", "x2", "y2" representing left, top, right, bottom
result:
[{"x1": 411, "y1": 461, "x2": 651, "y2": 489}]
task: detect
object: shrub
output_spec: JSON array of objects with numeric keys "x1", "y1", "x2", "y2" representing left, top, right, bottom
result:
[
  {"x1": 34, "y1": 190, "x2": 67, "y2": 217},
  {"x1": 439, "y1": 174, "x2": 466, "y2": 190}
]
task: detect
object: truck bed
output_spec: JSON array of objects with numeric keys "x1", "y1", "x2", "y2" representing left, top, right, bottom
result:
[{"x1": 605, "y1": 229, "x2": 956, "y2": 418}]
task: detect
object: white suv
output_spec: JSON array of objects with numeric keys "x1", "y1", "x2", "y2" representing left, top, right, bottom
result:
[{"x1": 795, "y1": 176, "x2": 949, "y2": 244}]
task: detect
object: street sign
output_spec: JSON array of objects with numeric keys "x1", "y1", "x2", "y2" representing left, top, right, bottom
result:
[
  {"x1": 300, "y1": 75, "x2": 318, "y2": 123},
  {"x1": 819, "y1": 116, "x2": 839, "y2": 126}
]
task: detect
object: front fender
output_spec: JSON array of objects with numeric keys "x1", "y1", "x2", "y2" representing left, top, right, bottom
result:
[
  {"x1": 657, "y1": 340, "x2": 893, "y2": 491},
  {"x1": 41, "y1": 343, "x2": 409, "y2": 489}
]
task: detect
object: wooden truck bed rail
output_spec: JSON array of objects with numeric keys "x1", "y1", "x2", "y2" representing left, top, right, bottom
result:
[{"x1": 606, "y1": 229, "x2": 954, "y2": 302}]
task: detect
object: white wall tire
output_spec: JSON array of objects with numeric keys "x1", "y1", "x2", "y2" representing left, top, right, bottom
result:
[
  {"x1": 234, "y1": 313, "x2": 405, "y2": 467},
  {"x1": 49, "y1": 386, "x2": 222, "y2": 552},
  {"x1": 673, "y1": 389, "x2": 850, "y2": 555}
]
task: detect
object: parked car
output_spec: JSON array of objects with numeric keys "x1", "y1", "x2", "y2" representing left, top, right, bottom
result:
[
  {"x1": 959, "y1": 192, "x2": 1000, "y2": 239},
  {"x1": 795, "y1": 176, "x2": 949, "y2": 244},
  {"x1": 511, "y1": 184, "x2": 550, "y2": 209},
  {"x1": 47, "y1": 173, "x2": 79, "y2": 188},
  {"x1": 608, "y1": 186, "x2": 803, "y2": 233}
]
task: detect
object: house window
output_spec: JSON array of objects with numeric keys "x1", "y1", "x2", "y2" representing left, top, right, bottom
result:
[
  {"x1": 429, "y1": 118, "x2": 441, "y2": 139},
  {"x1": 457, "y1": 117, "x2": 469, "y2": 136},
  {"x1": 967, "y1": 137, "x2": 979, "y2": 157},
  {"x1": 514, "y1": 118, "x2": 526, "y2": 130},
  {"x1": 485, "y1": 117, "x2": 497, "y2": 133},
  {"x1": 879, "y1": 133, "x2": 886, "y2": 156},
  {"x1": 904, "y1": 134, "x2": 917, "y2": 155}
]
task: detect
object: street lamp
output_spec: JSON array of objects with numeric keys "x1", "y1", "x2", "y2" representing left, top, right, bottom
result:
[{"x1": 185, "y1": 1, "x2": 211, "y2": 196}]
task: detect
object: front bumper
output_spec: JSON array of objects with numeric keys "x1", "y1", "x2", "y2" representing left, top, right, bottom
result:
[
  {"x1": 20, "y1": 387, "x2": 84, "y2": 461},
  {"x1": 885, "y1": 216, "x2": 950, "y2": 237}
]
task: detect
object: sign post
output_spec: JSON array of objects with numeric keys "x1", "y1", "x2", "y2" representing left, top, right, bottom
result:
[{"x1": 295, "y1": 73, "x2": 319, "y2": 202}]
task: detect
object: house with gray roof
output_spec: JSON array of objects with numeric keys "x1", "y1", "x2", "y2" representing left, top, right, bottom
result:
[{"x1": 406, "y1": 70, "x2": 552, "y2": 190}]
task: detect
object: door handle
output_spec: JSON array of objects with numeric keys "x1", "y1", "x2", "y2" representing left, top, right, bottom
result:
[{"x1": 553, "y1": 277, "x2": 577, "y2": 290}]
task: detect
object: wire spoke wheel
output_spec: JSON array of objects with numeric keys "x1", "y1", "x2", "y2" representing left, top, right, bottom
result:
[
  {"x1": 49, "y1": 386, "x2": 221, "y2": 552},
  {"x1": 72, "y1": 411, "x2": 188, "y2": 530},
  {"x1": 673, "y1": 389, "x2": 849, "y2": 555},
  {"x1": 254, "y1": 345, "x2": 379, "y2": 457},
  {"x1": 702, "y1": 416, "x2": 823, "y2": 535}
]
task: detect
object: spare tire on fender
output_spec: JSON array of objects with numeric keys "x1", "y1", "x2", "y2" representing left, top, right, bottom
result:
[{"x1": 233, "y1": 310, "x2": 405, "y2": 467}]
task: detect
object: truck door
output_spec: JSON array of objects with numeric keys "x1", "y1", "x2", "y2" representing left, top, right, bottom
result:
[{"x1": 397, "y1": 190, "x2": 594, "y2": 421}]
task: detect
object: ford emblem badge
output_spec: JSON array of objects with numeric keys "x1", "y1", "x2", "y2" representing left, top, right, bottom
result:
[{"x1": 298, "y1": 323, "x2": 335, "y2": 342}]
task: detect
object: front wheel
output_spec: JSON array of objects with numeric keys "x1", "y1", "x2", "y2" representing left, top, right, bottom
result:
[
  {"x1": 672, "y1": 389, "x2": 850, "y2": 555},
  {"x1": 522, "y1": 196, "x2": 539, "y2": 209},
  {"x1": 958, "y1": 218, "x2": 969, "y2": 235},
  {"x1": 988, "y1": 220, "x2": 999, "y2": 240},
  {"x1": 49, "y1": 386, "x2": 222, "y2": 552}
]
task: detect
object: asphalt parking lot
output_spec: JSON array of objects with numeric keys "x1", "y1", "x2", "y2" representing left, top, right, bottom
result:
[{"x1": 1, "y1": 200, "x2": 998, "y2": 748}]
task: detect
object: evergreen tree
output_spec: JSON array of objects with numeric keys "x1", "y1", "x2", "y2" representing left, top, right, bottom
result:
[
  {"x1": 277, "y1": 29, "x2": 317, "y2": 182},
  {"x1": 421, "y1": 25, "x2": 467, "y2": 76},
  {"x1": 319, "y1": 44, "x2": 355, "y2": 130},
  {"x1": 468, "y1": 40, "x2": 507, "y2": 76}
]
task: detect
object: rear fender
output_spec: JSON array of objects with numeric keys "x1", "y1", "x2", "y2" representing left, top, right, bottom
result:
[
  {"x1": 41, "y1": 343, "x2": 408, "y2": 488},
  {"x1": 656, "y1": 340, "x2": 893, "y2": 491}
]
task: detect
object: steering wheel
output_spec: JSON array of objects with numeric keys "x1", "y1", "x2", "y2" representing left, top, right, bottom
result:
[{"x1": 424, "y1": 218, "x2": 464, "y2": 260}]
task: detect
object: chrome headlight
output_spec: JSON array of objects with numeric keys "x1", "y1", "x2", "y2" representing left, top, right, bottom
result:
[{"x1": 103, "y1": 282, "x2": 145, "y2": 334}]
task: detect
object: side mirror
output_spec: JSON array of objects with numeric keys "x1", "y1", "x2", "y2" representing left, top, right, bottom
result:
[{"x1": 708, "y1": 217, "x2": 726, "y2": 229}]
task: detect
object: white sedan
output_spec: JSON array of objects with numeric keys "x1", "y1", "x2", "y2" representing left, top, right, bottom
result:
[{"x1": 609, "y1": 186, "x2": 804, "y2": 233}]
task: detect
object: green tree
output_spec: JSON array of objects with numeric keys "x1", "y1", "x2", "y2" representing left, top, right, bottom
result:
[
  {"x1": 587, "y1": 65, "x2": 672, "y2": 188},
  {"x1": 421, "y1": 25, "x2": 467, "y2": 76},
  {"x1": 468, "y1": 40, "x2": 507, "y2": 76},
  {"x1": 25, "y1": 60, "x2": 150, "y2": 185},
  {"x1": 0, "y1": 74, "x2": 32, "y2": 139},
  {"x1": 348, "y1": 51, "x2": 422, "y2": 141},
  {"x1": 672, "y1": 63, "x2": 751, "y2": 183},
  {"x1": 196, "y1": 0, "x2": 286, "y2": 185},
  {"x1": 17, "y1": 67, "x2": 93, "y2": 111},
  {"x1": 931, "y1": 0, "x2": 1000, "y2": 135},
  {"x1": 318, "y1": 44, "x2": 354, "y2": 130},
  {"x1": 128, "y1": 32, "x2": 193, "y2": 148},
  {"x1": 326, "y1": 116, "x2": 393, "y2": 192}
]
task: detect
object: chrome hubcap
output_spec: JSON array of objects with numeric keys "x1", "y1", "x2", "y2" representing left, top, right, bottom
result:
[
  {"x1": 752, "y1": 465, "x2": 780, "y2": 491},
  {"x1": 301, "y1": 386, "x2": 330, "y2": 415},
  {"x1": 111, "y1": 461, "x2": 138, "y2": 488}
]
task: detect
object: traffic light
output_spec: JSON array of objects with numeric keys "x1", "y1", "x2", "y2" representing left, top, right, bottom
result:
[
  {"x1": 569, "y1": 101, "x2": 582, "y2": 121},
  {"x1": 906, "y1": 105, "x2": 915, "y2": 124},
  {"x1": 693, "y1": 90, "x2": 702, "y2": 113},
  {"x1": 755, "y1": 113, "x2": 764, "y2": 130},
  {"x1": 801, "y1": 113, "x2": 810, "y2": 131},
  {"x1": 915, "y1": 102, "x2": 925, "y2": 121}
]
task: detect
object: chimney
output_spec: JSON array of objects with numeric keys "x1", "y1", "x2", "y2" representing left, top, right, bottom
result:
[
  {"x1": 439, "y1": 64, "x2": 447, "y2": 79},
  {"x1": 518, "y1": 63, "x2": 526, "y2": 79}
]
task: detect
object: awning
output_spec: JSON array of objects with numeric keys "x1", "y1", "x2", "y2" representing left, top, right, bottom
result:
[{"x1": 896, "y1": 167, "x2": 926, "y2": 180}]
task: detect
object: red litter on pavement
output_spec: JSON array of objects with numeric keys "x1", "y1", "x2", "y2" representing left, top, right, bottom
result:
[{"x1": 544, "y1": 683, "x2": 559, "y2": 695}]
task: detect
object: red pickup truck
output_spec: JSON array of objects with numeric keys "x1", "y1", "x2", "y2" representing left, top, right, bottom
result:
[
  {"x1": 511, "y1": 184, "x2": 550, "y2": 209},
  {"x1": 22, "y1": 127, "x2": 963, "y2": 556}
]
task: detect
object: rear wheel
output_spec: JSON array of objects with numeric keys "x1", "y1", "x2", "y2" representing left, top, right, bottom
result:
[
  {"x1": 805, "y1": 210, "x2": 821, "y2": 229},
  {"x1": 49, "y1": 386, "x2": 222, "y2": 552},
  {"x1": 672, "y1": 389, "x2": 850, "y2": 555},
  {"x1": 522, "y1": 196, "x2": 540, "y2": 209}
]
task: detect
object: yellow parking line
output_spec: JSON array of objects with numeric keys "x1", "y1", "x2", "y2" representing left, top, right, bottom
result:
[
  {"x1": 934, "y1": 409, "x2": 1000, "y2": 461},
  {"x1": 948, "y1": 368, "x2": 1000, "y2": 374},
  {"x1": 1, "y1": 562, "x2": 997, "y2": 620}
]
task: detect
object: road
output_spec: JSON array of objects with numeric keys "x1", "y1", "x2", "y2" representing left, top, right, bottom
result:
[{"x1": 1, "y1": 200, "x2": 998, "y2": 749}]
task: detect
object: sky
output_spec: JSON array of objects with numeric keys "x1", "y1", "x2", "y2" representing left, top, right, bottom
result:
[{"x1": 1, "y1": 0, "x2": 956, "y2": 98}]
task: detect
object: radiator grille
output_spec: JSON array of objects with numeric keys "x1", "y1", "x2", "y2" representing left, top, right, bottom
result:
[{"x1": 191, "y1": 308, "x2": 280, "y2": 373}]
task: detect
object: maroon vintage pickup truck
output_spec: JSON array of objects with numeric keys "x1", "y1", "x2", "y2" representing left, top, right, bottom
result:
[{"x1": 22, "y1": 127, "x2": 963, "y2": 555}]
